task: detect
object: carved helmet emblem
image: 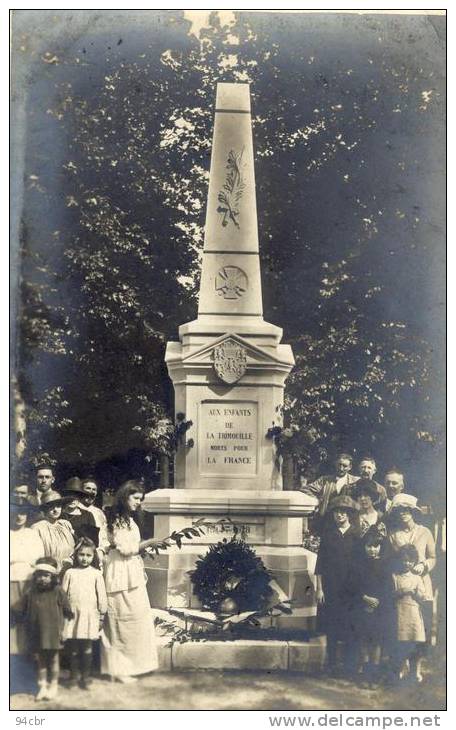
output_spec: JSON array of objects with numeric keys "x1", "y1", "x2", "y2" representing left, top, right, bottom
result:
[
  {"x1": 215, "y1": 266, "x2": 248, "y2": 300},
  {"x1": 213, "y1": 339, "x2": 247, "y2": 385}
]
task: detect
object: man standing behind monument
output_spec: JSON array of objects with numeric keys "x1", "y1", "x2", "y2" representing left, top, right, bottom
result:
[
  {"x1": 303, "y1": 453, "x2": 359, "y2": 531},
  {"x1": 354, "y1": 456, "x2": 387, "y2": 513},
  {"x1": 384, "y1": 468, "x2": 406, "y2": 510},
  {"x1": 80, "y1": 478, "x2": 110, "y2": 558},
  {"x1": 28, "y1": 462, "x2": 56, "y2": 507}
]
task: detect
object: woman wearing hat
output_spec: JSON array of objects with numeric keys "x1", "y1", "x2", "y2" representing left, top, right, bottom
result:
[
  {"x1": 315, "y1": 494, "x2": 361, "y2": 676},
  {"x1": 352, "y1": 478, "x2": 385, "y2": 538},
  {"x1": 31, "y1": 491, "x2": 76, "y2": 571},
  {"x1": 10, "y1": 497, "x2": 44, "y2": 655},
  {"x1": 388, "y1": 494, "x2": 436, "y2": 666},
  {"x1": 60, "y1": 477, "x2": 99, "y2": 545}
]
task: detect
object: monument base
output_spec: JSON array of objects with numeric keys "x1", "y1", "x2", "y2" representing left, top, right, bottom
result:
[
  {"x1": 153, "y1": 611, "x2": 326, "y2": 673},
  {"x1": 143, "y1": 488, "x2": 318, "y2": 629}
]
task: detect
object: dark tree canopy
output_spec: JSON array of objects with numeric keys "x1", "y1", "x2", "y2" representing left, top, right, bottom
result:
[{"x1": 11, "y1": 11, "x2": 445, "y2": 499}]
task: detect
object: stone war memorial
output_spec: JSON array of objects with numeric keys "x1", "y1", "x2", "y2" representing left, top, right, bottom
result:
[{"x1": 143, "y1": 83, "x2": 321, "y2": 670}]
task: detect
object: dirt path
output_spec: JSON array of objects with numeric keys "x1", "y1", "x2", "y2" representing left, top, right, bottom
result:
[{"x1": 10, "y1": 669, "x2": 446, "y2": 712}]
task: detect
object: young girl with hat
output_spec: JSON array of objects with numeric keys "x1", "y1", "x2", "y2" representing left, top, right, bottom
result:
[
  {"x1": 390, "y1": 544, "x2": 427, "y2": 683},
  {"x1": 11, "y1": 557, "x2": 74, "y2": 701},
  {"x1": 315, "y1": 494, "x2": 360, "y2": 676},
  {"x1": 62, "y1": 537, "x2": 107, "y2": 689},
  {"x1": 31, "y1": 491, "x2": 75, "y2": 571}
]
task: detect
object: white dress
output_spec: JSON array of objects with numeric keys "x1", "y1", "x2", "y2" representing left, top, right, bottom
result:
[
  {"x1": 31, "y1": 518, "x2": 75, "y2": 570},
  {"x1": 392, "y1": 571, "x2": 426, "y2": 642},
  {"x1": 62, "y1": 566, "x2": 108, "y2": 640},
  {"x1": 10, "y1": 528, "x2": 45, "y2": 654},
  {"x1": 389, "y1": 525, "x2": 436, "y2": 601},
  {"x1": 101, "y1": 518, "x2": 158, "y2": 676},
  {"x1": 10, "y1": 528, "x2": 44, "y2": 583}
]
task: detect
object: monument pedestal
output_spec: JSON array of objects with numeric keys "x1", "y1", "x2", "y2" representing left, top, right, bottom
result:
[{"x1": 143, "y1": 488, "x2": 318, "y2": 629}]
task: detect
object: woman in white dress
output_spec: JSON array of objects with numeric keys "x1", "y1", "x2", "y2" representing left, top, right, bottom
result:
[
  {"x1": 10, "y1": 497, "x2": 44, "y2": 654},
  {"x1": 101, "y1": 481, "x2": 160, "y2": 683},
  {"x1": 31, "y1": 490, "x2": 75, "y2": 571},
  {"x1": 388, "y1": 494, "x2": 436, "y2": 605}
]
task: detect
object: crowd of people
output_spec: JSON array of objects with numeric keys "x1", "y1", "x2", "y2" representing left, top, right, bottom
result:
[
  {"x1": 10, "y1": 454, "x2": 442, "y2": 701},
  {"x1": 302, "y1": 453, "x2": 440, "y2": 688},
  {"x1": 10, "y1": 465, "x2": 160, "y2": 700}
]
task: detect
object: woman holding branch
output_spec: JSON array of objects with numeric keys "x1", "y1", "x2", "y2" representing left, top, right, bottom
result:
[{"x1": 101, "y1": 480, "x2": 161, "y2": 683}]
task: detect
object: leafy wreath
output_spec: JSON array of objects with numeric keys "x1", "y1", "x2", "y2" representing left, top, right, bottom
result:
[{"x1": 189, "y1": 534, "x2": 274, "y2": 614}]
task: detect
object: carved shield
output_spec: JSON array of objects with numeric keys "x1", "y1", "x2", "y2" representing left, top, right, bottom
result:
[{"x1": 213, "y1": 340, "x2": 247, "y2": 384}]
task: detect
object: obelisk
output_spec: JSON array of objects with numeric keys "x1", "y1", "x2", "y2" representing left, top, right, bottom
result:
[
  {"x1": 167, "y1": 82, "x2": 294, "y2": 492},
  {"x1": 197, "y1": 82, "x2": 263, "y2": 321},
  {"x1": 143, "y1": 84, "x2": 318, "y2": 623}
]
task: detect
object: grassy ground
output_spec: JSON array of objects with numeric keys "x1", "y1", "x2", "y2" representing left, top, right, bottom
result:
[{"x1": 10, "y1": 664, "x2": 446, "y2": 711}]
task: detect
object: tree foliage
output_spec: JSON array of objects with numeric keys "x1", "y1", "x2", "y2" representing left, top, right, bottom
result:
[{"x1": 12, "y1": 11, "x2": 444, "y2": 493}]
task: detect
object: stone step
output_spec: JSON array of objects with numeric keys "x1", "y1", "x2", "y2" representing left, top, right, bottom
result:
[{"x1": 155, "y1": 635, "x2": 326, "y2": 673}]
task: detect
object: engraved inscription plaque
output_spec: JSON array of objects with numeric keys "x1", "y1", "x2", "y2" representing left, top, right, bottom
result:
[
  {"x1": 200, "y1": 401, "x2": 258, "y2": 476},
  {"x1": 191, "y1": 515, "x2": 265, "y2": 543}
]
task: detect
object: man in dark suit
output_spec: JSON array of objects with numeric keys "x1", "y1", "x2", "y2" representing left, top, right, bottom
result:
[
  {"x1": 27, "y1": 462, "x2": 56, "y2": 507},
  {"x1": 303, "y1": 453, "x2": 359, "y2": 531}
]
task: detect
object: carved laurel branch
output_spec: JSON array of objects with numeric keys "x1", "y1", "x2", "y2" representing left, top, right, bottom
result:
[{"x1": 217, "y1": 148, "x2": 245, "y2": 229}]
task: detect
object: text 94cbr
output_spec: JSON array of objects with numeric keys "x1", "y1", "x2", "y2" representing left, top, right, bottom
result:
[{"x1": 16, "y1": 718, "x2": 45, "y2": 726}]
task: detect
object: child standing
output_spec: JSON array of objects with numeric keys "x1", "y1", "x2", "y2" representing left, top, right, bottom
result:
[
  {"x1": 352, "y1": 526, "x2": 390, "y2": 687},
  {"x1": 12, "y1": 556, "x2": 74, "y2": 701},
  {"x1": 62, "y1": 537, "x2": 107, "y2": 689},
  {"x1": 391, "y1": 544, "x2": 427, "y2": 683}
]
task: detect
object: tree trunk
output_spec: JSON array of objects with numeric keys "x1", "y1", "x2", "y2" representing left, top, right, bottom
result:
[{"x1": 12, "y1": 377, "x2": 27, "y2": 460}]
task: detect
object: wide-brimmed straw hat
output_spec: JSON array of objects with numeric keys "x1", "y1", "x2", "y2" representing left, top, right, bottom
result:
[
  {"x1": 327, "y1": 495, "x2": 360, "y2": 513},
  {"x1": 389, "y1": 493, "x2": 422, "y2": 513},
  {"x1": 60, "y1": 477, "x2": 87, "y2": 499},
  {"x1": 39, "y1": 489, "x2": 71, "y2": 509}
]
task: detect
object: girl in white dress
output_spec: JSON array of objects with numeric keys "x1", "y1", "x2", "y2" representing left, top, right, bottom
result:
[
  {"x1": 62, "y1": 538, "x2": 107, "y2": 689},
  {"x1": 101, "y1": 481, "x2": 161, "y2": 683},
  {"x1": 391, "y1": 544, "x2": 427, "y2": 683}
]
